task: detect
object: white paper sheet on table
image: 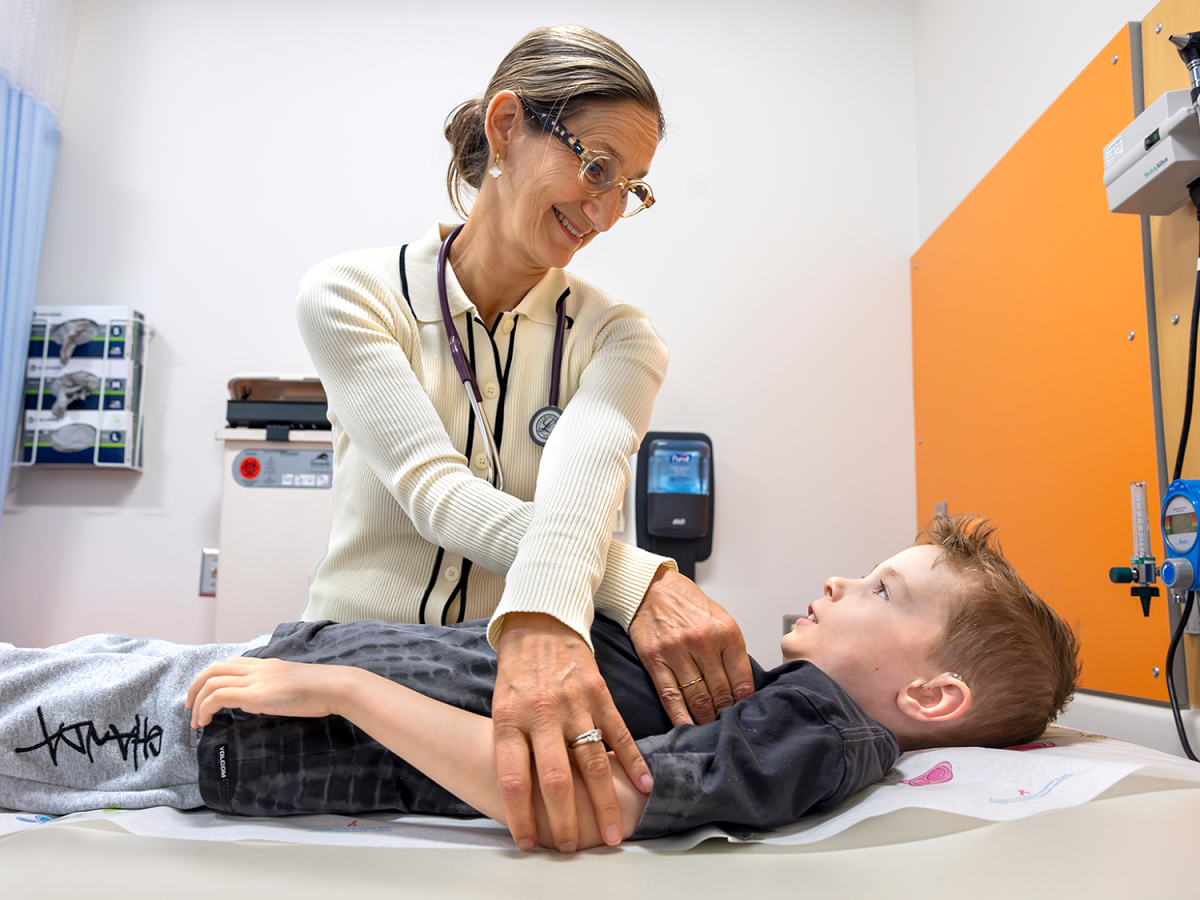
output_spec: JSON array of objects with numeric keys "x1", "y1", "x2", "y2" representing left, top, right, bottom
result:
[{"x1": 3, "y1": 726, "x2": 1199, "y2": 852}]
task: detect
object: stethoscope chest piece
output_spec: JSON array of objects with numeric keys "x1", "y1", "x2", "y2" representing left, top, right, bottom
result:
[{"x1": 529, "y1": 405, "x2": 562, "y2": 446}]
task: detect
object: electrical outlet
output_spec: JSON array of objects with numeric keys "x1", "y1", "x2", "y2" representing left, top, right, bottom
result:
[
  {"x1": 199, "y1": 549, "x2": 218, "y2": 596},
  {"x1": 783, "y1": 613, "x2": 802, "y2": 634}
]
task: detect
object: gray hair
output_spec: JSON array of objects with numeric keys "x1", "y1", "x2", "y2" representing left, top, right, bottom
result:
[{"x1": 443, "y1": 25, "x2": 665, "y2": 218}]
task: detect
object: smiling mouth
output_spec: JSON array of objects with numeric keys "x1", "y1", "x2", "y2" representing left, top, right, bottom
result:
[{"x1": 554, "y1": 207, "x2": 585, "y2": 239}]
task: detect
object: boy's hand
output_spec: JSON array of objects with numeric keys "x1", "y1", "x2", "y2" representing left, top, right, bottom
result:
[
  {"x1": 186, "y1": 657, "x2": 350, "y2": 728},
  {"x1": 630, "y1": 567, "x2": 755, "y2": 726}
]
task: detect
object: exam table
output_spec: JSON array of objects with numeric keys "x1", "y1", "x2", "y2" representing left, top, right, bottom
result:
[{"x1": 4, "y1": 726, "x2": 1199, "y2": 899}]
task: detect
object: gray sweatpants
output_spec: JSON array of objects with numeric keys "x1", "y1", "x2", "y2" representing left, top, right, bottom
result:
[{"x1": 0, "y1": 632, "x2": 268, "y2": 814}]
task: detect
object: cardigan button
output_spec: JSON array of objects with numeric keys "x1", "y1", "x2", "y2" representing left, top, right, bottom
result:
[
  {"x1": 445, "y1": 566, "x2": 460, "y2": 581},
  {"x1": 483, "y1": 382, "x2": 500, "y2": 399},
  {"x1": 473, "y1": 453, "x2": 488, "y2": 470}
]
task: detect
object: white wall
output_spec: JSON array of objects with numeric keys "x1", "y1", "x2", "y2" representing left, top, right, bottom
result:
[
  {"x1": 0, "y1": 0, "x2": 1162, "y2": 672},
  {"x1": 913, "y1": 0, "x2": 1157, "y2": 243}
]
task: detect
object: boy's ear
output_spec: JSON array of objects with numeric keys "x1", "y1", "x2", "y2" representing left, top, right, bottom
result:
[{"x1": 897, "y1": 673, "x2": 972, "y2": 723}]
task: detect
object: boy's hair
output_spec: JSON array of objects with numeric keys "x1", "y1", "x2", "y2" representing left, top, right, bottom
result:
[{"x1": 915, "y1": 514, "x2": 1081, "y2": 749}]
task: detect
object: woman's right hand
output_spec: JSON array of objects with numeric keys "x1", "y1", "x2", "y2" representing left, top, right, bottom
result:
[{"x1": 491, "y1": 612, "x2": 653, "y2": 852}]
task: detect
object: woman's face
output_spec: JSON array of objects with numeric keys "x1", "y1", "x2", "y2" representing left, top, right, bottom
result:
[{"x1": 497, "y1": 98, "x2": 659, "y2": 272}]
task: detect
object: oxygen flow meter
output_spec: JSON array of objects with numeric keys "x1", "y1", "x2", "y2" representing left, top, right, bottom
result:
[
  {"x1": 1110, "y1": 481, "x2": 1160, "y2": 615},
  {"x1": 1162, "y1": 480, "x2": 1200, "y2": 591}
]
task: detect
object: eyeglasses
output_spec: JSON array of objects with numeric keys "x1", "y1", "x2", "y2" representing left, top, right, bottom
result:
[{"x1": 519, "y1": 97, "x2": 655, "y2": 217}]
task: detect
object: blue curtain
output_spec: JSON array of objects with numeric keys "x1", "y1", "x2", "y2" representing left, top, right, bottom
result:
[{"x1": 0, "y1": 75, "x2": 60, "y2": 510}]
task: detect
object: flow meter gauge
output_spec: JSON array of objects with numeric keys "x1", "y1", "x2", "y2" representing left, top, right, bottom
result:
[{"x1": 1162, "y1": 480, "x2": 1200, "y2": 590}]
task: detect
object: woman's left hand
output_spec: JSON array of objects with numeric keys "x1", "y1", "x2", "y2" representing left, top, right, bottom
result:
[{"x1": 628, "y1": 567, "x2": 756, "y2": 726}]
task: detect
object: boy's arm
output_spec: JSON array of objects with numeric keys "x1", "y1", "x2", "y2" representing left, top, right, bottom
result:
[{"x1": 186, "y1": 657, "x2": 649, "y2": 851}]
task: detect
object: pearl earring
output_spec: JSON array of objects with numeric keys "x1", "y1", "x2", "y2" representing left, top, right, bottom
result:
[{"x1": 488, "y1": 154, "x2": 502, "y2": 179}]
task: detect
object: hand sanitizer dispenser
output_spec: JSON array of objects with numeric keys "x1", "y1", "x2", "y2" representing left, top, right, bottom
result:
[{"x1": 635, "y1": 432, "x2": 714, "y2": 579}]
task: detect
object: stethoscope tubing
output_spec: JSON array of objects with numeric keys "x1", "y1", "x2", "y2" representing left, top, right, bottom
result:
[
  {"x1": 549, "y1": 289, "x2": 565, "y2": 409},
  {"x1": 436, "y1": 224, "x2": 566, "y2": 492},
  {"x1": 437, "y1": 227, "x2": 484, "y2": 399}
]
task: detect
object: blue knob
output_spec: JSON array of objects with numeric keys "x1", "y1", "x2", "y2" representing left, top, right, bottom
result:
[{"x1": 1163, "y1": 559, "x2": 1195, "y2": 591}]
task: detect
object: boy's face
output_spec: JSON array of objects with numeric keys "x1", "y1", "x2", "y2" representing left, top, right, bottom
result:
[{"x1": 781, "y1": 544, "x2": 961, "y2": 722}]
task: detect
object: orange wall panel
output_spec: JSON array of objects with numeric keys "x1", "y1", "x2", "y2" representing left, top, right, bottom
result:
[{"x1": 912, "y1": 27, "x2": 1167, "y2": 700}]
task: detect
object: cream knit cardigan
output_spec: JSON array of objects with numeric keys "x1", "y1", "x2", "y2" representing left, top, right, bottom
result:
[{"x1": 297, "y1": 223, "x2": 674, "y2": 649}]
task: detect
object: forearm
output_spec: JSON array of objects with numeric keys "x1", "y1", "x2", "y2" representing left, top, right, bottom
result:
[
  {"x1": 592, "y1": 546, "x2": 676, "y2": 630},
  {"x1": 331, "y1": 667, "x2": 647, "y2": 849},
  {"x1": 300, "y1": 254, "x2": 670, "y2": 633},
  {"x1": 486, "y1": 313, "x2": 669, "y2": 647}
]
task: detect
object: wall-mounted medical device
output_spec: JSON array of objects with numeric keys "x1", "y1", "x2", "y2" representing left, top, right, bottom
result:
[
  {"x1": 1110, "y1": 481, "x2": 1160, "y2": 616},
  {"x1": 1103, "y1": 33, "x2": 1200, "y2": 216},
  {"x1": 214, "y1": 376, "x2": 335, "y2": 641},
  {"x1": 635, "y1": 432, "x2": 713, "y2": 580},
  {"x1": 1103, "y1": 89, "x2": 1200, "y2": 214},
  {"x1": 1157, "y1": 479, "x2": 1200, "y2": 760},
  {"x1": 225, "y1": 373, "x2": 329, "y2": 441},
  {"x1": 1160, "y1": 480, "x2": 1200, "y2": 592},
  {"x1": 1109, "y1": 478, "x2": 1200, "y2": 757}
]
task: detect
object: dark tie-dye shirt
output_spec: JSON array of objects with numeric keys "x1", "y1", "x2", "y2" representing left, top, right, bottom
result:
[{"x1": 197, "y1": 616, "x2": 897, "y2": 838}]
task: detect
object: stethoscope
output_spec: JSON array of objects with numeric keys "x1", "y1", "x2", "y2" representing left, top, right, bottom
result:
[{"x1": 437, "y1": 224, "x2": 566, "y2": 492}]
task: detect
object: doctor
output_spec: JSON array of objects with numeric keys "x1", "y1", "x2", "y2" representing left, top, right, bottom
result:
[{"x1": 295, "y1": 26, "x2": 753, "y2": 853}]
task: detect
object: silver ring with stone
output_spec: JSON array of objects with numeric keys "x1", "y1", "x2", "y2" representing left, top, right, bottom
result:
[{"x1": 568, "y1": 728, "x2": 604, "y2": 749}]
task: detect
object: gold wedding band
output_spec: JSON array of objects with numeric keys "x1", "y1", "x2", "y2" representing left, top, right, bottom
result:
[{"x1": 677, "y1": 675, "x2": 705, "y2": 689}]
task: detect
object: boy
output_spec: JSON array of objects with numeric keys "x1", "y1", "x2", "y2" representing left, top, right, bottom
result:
[{"x1": 0, "y1": 516, "x2": 1079, "y2": 850}]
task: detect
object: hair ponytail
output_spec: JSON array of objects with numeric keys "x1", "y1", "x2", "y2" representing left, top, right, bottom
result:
[{"x1": 444, "y1": 98, "x2": 490, "y2": 218}]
